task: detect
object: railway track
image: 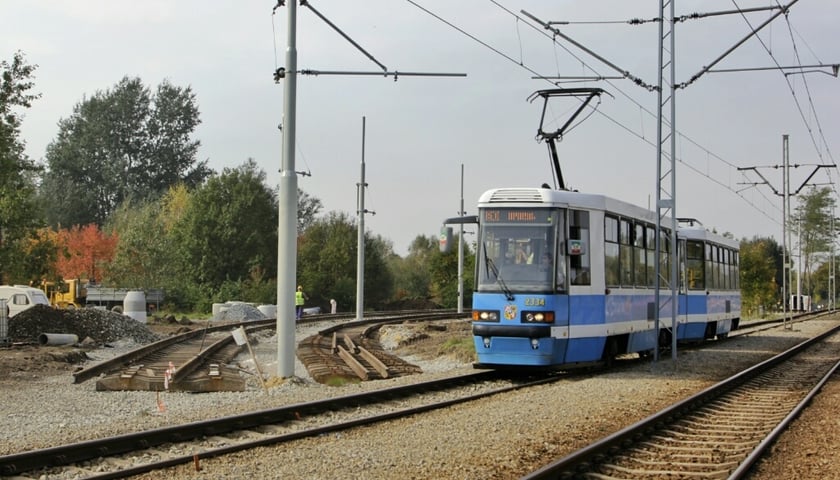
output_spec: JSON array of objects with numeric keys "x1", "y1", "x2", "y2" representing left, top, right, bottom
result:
[
  {"x1": 520, "y1": 322, "x2": 840, "y2": 479},
  {"x1": 296, "y1": 311, "x2": 459, "y2": 383},
  {"x1": 73, "y1": 318, "x2": 278, "y2": 392},
  {"x1": 74, "y1": 311, "x2": 459, "y2": 391},
  {"x1": 8, "y1": 311, "x2": 827, "y2": 477},
  {"x1": 0, "y1": 370, "x2": 556, "y2": 479}
]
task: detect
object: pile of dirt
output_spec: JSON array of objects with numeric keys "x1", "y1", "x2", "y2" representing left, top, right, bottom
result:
[{"x1": 7, "y1": 305, "x2": 161, "y2": 345}]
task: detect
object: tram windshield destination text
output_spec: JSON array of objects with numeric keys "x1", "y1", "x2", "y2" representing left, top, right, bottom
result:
[{"x1": 483, "y1": 209, "x2": 552, "y2": 224}]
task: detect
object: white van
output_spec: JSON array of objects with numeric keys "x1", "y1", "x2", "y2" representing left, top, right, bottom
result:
[{"x1": 0, "y1": 285, "x2": 51, "y2": 317}]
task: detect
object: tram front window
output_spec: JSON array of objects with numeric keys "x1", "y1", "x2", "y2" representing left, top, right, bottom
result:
[{"x1": 477, "y1": 210, "x2": 565, "y2": 293}]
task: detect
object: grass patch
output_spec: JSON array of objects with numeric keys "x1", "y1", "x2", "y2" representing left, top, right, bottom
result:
[
  {"x1": 437, "y1": 337, "x2": 476, "y2": 363},
  {"x1": 323, "y1": 375, "x2": 362, "y2": 387}
]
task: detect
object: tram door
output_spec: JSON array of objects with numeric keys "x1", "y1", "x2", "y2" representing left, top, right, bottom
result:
[{"x1": 679, "y1": 238, "x2": 709, "y2": 337}]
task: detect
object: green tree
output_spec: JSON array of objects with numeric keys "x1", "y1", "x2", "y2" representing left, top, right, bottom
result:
[
  {"x1": 171, "y1": 160, "x2": 278, "y2": 305},
  {"x1": 297, "y1": 189, "x2": 322, "y2": 232},
  {"x1": 429, "y1": 234, "x2": 475, "y2": 309},
  {"x1": 0, "y1": 51, "x2": 43, "y2": 284},
  {"x1": 16, "y1": 228, "x2": 60, "y2": 286},
  {"x1": 810, "y1": 255, "x2": 838, "y2": 307},
  {"x1": 41, "y1": 76, "x2": 210, "y2": 227},
  {"x1": 105, "y1": 197, "x2": 177, "y2": 289},
  {"x1": 793, "y1": 187, "x2": 838, "y2": 298},
  {"x1": 390, "y1": 235, "x2": 436, "y2": 302},
  {"x1": 389, "y1": 234, "x2": 474, "y2": 309},
  {"x1": 739, "y1": 236, "x2": 782, "y2": 317},
  {"x1": 297, "y1": 211, "x2": 393, "y2": 313}
]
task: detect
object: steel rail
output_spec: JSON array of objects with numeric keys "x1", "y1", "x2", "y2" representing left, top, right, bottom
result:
[
  {"x1": 72, "y1": 310, "x2": 458, "y2": 384},
  {"x1": 0, "y1": 370, "x2": 545, "y2": 477},
  {"x1": 728, "y1": 357, "x2": 840, "y2": 479},
  {"x1": 520, "y1": 323, "x2": 840, "y2": 479},
  {"x1": 71, "y1": 318, "x2": 276, "y2": 383}
]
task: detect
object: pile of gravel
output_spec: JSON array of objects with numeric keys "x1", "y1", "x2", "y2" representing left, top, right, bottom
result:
[
  {"x1": 213, "y1": 302, "x2": 268, "y2": 322},
  {"x1": 8, "y1": 305, "x2": 161, "y2": 344}
]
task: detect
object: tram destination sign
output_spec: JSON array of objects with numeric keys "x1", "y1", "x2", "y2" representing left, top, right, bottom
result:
[{"x1": 482, "y1": 208, "x2": 553, "y2": 224}]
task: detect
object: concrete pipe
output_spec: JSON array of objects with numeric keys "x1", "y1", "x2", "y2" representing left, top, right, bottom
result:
[{"x1": 38, "y1": 333, "x2": 79, "y2": 345}]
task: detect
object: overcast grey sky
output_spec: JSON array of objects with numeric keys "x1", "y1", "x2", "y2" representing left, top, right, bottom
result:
[{"x1": 4, "y1": 1, "x2": 838, "y2": 255}]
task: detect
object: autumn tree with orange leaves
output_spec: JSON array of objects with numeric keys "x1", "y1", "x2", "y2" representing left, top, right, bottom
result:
[{"x1": 54, "y1": 224, "x2": 118, "y2": 282}]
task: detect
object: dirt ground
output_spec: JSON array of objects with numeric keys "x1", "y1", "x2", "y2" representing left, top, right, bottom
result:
[
  {"x1": 0, "y1": 343, "x2": 88, "y2": 379},
  {"x1": 0, "y1": 316, "x2": 192, "y2": 379}
]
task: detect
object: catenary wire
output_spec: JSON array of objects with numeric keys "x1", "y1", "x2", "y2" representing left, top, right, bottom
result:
[
  {"x1": 487, "y1": 0, "x2": 782, "y2": 221},
  {"x1": 733, "y1": 0, "x2": 838, "y2": 203}
]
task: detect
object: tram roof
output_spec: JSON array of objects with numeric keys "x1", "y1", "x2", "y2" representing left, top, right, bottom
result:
[
  {"x1": 477, "y1": 187, "x2": 738, "y2": 250},
  {"x1": 477, "y1": 187, "x2": 661, "y2": 222},
  {"x1": 678, "y1": 222, "x2": 740, "y2": 249}
]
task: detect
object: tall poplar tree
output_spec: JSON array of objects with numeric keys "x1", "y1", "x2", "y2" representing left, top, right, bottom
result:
[
  {"x1": 793, "y1": 186, "x2": 838, "y2": 297},
  {"x1": 40, "y1": 76, "x2": 211, "y2": 227}
]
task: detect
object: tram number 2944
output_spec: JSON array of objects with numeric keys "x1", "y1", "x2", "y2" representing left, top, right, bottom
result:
[{"x1": 524, "y1": 298, "x2": 545, "y2": 307}]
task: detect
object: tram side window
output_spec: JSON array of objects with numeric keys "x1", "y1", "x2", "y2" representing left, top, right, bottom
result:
[
  {"x1": 619, "y1": 219, "x2": 634, "y2": 287},
  {"x1": 733, "y1": 251, "x2": 740, "y2": 290},
  {"x1": 659, "y1": 229, "x2": 670, "y2": 284},
  {"x1": 604, "y1": 216, "x2": 620, "y2": 287},
  {"x1": 723, "y1": 247, "x2": 728, "y2": 288},
  {"x1": 686, "y1": 240, "x2": 704, "y2": 290},
  {"x1": 645, "y1": 225, "x2": 656, "y2": 287},
  {"x1": 569, "y1": 210, "x2": 591, "y2": 285},
  {"x1": 633, "y1": 223, "x2": 646, "y2": 287},
  {"x1": 704, "y1": 244, "x2": 714, "y2": 290},
  {"x1": 723, "y1": 248, "x2": 732, "y2": 290},
  {"x1": 730, "y1": 251, "x2": 736, "y2": 290},
  {"x1": 721, "y1": 248, "x2": 732, "y2": 290}
]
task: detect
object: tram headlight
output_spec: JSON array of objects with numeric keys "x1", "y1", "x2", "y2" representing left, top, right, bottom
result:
[
  {"x1": 472, "y1": 310, "x2": 500, "y2": 322},
  {"x1": 522, "y1": 311, "x2": 554, "y2": 323}
]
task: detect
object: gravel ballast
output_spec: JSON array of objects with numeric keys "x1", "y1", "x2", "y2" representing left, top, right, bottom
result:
[{"x1": 1, "y1": 314, "x2": 839, "y2": 479}]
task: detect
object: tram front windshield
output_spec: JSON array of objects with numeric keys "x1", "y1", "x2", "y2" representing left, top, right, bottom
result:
[{"x1": 477, "y1": 208, "x2": 566, "y2": 293}]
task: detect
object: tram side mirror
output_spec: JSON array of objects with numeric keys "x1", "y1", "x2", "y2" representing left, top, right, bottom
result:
[
  {"x1": 567, "y1": 239, "x2": 586, "y2": 256},
  {"x1": 439, "y1": 226, "x2": 453, "y2": 253}
]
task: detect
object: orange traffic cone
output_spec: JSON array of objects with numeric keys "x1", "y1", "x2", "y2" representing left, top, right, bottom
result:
[{"x1": 156, "y1": 391, "x2": 166, "y2": 413}]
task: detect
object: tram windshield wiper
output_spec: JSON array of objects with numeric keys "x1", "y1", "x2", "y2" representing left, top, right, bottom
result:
[{"x1": 484, "y1": 243, "x2": 514, "y2": 301}]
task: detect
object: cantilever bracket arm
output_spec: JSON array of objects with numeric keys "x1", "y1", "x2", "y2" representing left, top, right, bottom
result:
[
  {"x1": 737, "y1": 166, "x2": 780, "y2": 196},
  {"x1": 794, "y1": 165, "x2": 837, "y2": 195}
]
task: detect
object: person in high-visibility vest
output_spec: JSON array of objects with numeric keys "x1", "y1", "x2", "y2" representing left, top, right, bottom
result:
[{"x1": 295, "y1": 286, "x2": 308, "y2": 319}]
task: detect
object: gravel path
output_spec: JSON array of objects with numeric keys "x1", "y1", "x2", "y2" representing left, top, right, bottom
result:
[{"x1": 1, "y1": 315, "x2": 839, "y2": 479}]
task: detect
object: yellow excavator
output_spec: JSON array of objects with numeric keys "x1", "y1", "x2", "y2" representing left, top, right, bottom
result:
[{"x1": 39, "y1": 279, "x2": 87, "y2": 308}]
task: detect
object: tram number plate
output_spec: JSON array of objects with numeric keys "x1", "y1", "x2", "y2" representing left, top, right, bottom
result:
[{"x1": 524, "y1": 298, "x2": 545, "y2": 306}]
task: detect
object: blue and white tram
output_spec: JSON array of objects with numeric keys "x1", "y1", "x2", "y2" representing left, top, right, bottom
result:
[{"x1": 470, "y1": 187, "x2": 740, "y2": 368}]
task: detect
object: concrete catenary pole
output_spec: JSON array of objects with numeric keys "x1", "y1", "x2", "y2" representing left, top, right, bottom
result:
[
  {"x1": 276, "y1": 1, "x2": 298, "y2": 377},
  {"x1": 356, "y1": 117, "x2": 367, "y2": 321},
  {"x1": 457, "y1": 164, "x2": 465, "y2": 314}
]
